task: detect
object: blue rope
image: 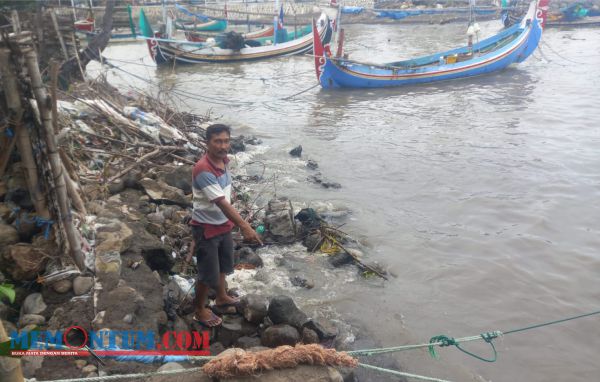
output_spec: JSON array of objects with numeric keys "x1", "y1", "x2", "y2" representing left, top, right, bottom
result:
[{"x1": 12, "y1": 208, "x2": 55, "y2": 240}]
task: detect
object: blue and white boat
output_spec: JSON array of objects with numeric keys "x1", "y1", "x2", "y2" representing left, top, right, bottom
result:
[{"x1": 313, "y1": 0, "x2": 549, "y2": 89}]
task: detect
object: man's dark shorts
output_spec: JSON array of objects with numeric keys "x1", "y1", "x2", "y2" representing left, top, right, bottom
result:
[{"x1": 192, "y1": 225, "x2": 234, "y2": 289}]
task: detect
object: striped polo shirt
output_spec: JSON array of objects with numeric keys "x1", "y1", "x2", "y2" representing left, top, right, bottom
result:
[{"x1": 191, "y1": 155, "x2": 234, "y2": 238}]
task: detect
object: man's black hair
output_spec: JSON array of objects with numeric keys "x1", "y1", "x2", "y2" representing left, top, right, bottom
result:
[{"x1": 205, "y1": 124, "x2": 231, "y2": 142}]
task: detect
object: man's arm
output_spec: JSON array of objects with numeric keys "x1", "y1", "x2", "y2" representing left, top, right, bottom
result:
[{"x1": 215, "y1": 198, "x2": 263, "y2": 245}]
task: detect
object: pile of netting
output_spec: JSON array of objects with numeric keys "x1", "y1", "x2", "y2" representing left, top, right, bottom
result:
[{"x1": 201, "y1": 344, "x2": 359, "y2": 378}]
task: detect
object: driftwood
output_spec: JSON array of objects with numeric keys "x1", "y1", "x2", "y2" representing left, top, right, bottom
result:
[
  {"x1": 324, "y1": 233, "x2": 388, "y2": 280},
  {"x1": 22, "y1": 45, "x2": 85, "y2": 271},
  {"x1": 0, "y1": 48, "x2": 50, "y2": 219},
  {"x1": 107, "y1": 148, "x2": 161, "y2": 184}
]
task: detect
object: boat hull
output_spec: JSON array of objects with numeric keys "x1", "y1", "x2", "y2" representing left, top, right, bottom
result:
[
  {"x1": 175, "y1": 19, "x2": 227, "y2": 32},
  {"x1": 185, "y1": 26, "x2": 274, "y2": 42},
  {"x1": 316, "y1": 0, "x2": 545, "y2": 89},
  {"x1": 147, "y1": 14, "x2": 332, "y2": 64}
]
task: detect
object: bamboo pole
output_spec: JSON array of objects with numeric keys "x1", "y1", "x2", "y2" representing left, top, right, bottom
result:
[
  {"x1": 0, "y1": 320, "x2": 24, "y2": 382},
  {"x1": 50, "y1": 60, "x2": 87, "y2": 215},
  {"x1": 0, "y1": 48, "x2": 50, "y2": 219},
  {"x1": 22, "y1": 46, "x2": 85, "y2": 272},
  {"x1": 50, "y1": 10, "x2": 70, "y2": 62},
  {"x1": 0, "y1": 135, "x2": 17, "y2": 178}
]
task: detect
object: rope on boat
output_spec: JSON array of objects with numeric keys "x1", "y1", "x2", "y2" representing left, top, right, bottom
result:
[
  {"x1": 280, "y1": 83, "x2": 320, "y2": 100},
  {"x1": 349, "y1": 308, "x2": 600, "y2": 361},
  {"x1": 540, "y1": 40, "x2": 592, "y2": 65},
  {"x1": 101, "y1": 61, "x2": 319, "y2": 107}
]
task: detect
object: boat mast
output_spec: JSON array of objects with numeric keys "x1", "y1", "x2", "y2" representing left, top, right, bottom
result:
[
  {"x1": 466, "y1": 0, "x2": 480, "y2": 53},
  {"x1": 274, "y1": 0, "x2": 280, "y2": 45},
  {"x1": 335, "y1": 1, "x2": 344, "y2": 57}
]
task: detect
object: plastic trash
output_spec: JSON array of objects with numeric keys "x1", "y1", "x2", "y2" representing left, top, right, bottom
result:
[{"x1": 123, "y1": 106, "x2": 185, "y2": 143}]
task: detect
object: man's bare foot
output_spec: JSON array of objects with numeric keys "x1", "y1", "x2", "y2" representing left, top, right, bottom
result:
[
  {"x1": 215, "y1": 294, "x2": 239, "y2": 306},
  {"x1": 193, "y1": 307, "x2": 222, "y2": 327}
]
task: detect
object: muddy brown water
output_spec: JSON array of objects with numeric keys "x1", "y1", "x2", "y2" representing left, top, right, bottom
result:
[{"x1": 89, "y1": 21, "x2": 600, "y2": 382}]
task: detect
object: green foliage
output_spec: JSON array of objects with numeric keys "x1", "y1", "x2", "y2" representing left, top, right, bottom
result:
[{"x1": 0, "y1": 283, "x2": 15, "y2": 304}]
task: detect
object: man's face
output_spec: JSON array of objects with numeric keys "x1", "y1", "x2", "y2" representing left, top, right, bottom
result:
[{"x1": 207, "y1": 131, "x2": 231, "y2": 160}]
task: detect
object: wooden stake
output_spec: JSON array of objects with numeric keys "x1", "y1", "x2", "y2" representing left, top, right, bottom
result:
[
  {"x1": 0, "y1": 48, "x2": 50, "y2": 219},
  {"x1": 10, "y1": 10, "x2": 21, "y2": 34},
  {"x1": 22, "y1": 47, "x2": 85, "y2": 271}
]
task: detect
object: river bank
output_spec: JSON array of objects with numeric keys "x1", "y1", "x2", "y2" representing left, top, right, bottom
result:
[{"x1": 0, "y1": 51, "x2": 390, "y2": 380}]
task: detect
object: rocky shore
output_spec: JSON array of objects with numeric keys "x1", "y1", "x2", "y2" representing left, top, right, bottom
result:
[{"x1": 0, "y1": 72, "x2": 383, "y2": 380}]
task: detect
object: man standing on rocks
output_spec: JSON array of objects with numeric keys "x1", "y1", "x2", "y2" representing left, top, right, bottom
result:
[{"x1": 186, "y1": 124, "x2": 262, "y2": 327}]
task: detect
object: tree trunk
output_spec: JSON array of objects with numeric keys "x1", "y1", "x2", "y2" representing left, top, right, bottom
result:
[
  {"x1": 0, "y1": 320, "x2": 24, "y2": 382},
  {"x1": 59, "y1": 0, "x2": 116, "y2": 81}
]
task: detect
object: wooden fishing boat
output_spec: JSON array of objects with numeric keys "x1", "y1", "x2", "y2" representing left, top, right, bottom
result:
[
  {"x1": 175, "y1": 18, "x2": 228, "y2": 32},
  {"x1": 185, "y1": 25, "x2": 275, "y2": 43},
  {"x1": 173, "y1": 4, "x2": 228, "y2": 32},
  {"x1": 140, "y1": 10, "x2": 333, "y2": 64},
  {"x1": 184, "y1": 24, "x2": 313, "y2": 45},
  {"x1": 546, "y1": 15, "x2": 600, "y2": 27},
  {"x1": 313, "y1": 0, "x2": 548, "y2": 89}
]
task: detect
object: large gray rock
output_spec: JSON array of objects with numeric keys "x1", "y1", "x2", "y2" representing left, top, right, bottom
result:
[
  {"x1": 95, "y1": 218, "x2": 133, "y2": 255},
  {"x1": 226, "y1": 365, "x2": 343, "y2": 382},
  {"x1": 264, "y1": 198, "x2": 296, "y2": 242},
  {"x1": 156, "y1": 362, "x2": 184, "y2": 372},
  {"x1": 73, "y1": 276, "x2": 93, "y2": 295},
  {"x1": 328, "y1": 252, "x2": 354, "y2": 268},
  {"x1": 126, "y1": 222, "x2": 174, "y2": 272},
  {"x1": 156, "y1": 165, "x2": 193, "y2": 195},
  {"x1": 140, "y1": 178, "x2": 191, "y2": 207},
  {"x1": 0, "y1": 222, "x2": 19, "y2": 248},
  {"x1": 268, "y1": 295, "x2": 309, "y2": 329},
  {"x1": 303, "y1": 319, "x2": 338, "y2": 341},
  {"x1": 217, "y1": 315, "x2": 258, "y2": 347},
  {"x1": 234, "y1": 247, "x2": 263, "y2": 268},
  {"x1": 18, "y1": 314, "x2": 46, "y2": 328},
  {"x1": 301, "y1": 328, "x2": 319, "y2": 344},
  {"x1": 261, "y1": 324, "x2": 300, "y2": 348},
  {"x1": 235, "y1": 336, "x2": 262, "y2": 349},
  {"x1": 21, "y1": 355, "x2": 44, "y2": 379},
  {"x1": 1, "y1": 244, "x2": 49, "y2": 281},
  {"x1": 265, "y1": 210, "x2": 296, "y2": 242},
  {"x1": 22, "y1": 293, "x2": 47, "y2": 315},
  {"x1": 51, "y1": 279, "x2": 72, "y2": 294},
  {"x1": 240, "y1": 294, "x2": 268, "y2": 324}
]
